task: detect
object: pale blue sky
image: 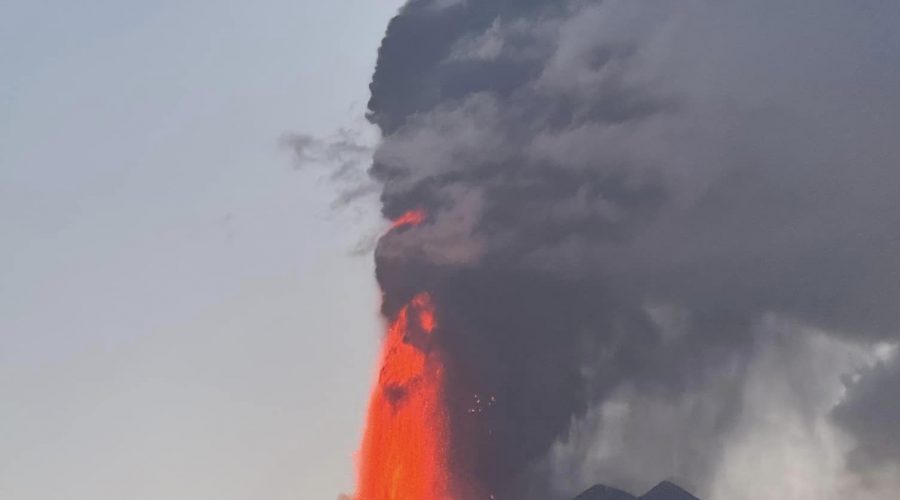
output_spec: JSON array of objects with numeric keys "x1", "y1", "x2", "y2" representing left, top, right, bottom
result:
[{"x1": 1, "y1": 1, "x2": 402, "y2": 498}]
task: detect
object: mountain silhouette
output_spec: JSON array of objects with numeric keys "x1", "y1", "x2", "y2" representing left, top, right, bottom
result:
[
  {"x1": 573, "y1": 484, "x2": 638, "y2": 500},
  {"x1": 572, "y1": 480, "x2": 699, "y2": 500}
]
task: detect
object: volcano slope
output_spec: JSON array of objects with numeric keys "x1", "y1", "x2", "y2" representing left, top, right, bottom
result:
[{"x1": 573, "y1": 481, "x2": 699, "y2": 500}]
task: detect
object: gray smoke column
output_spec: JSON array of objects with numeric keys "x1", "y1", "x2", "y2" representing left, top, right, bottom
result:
[{"x1": 364, "y1": 0, "x2": 900, "y2": 498}]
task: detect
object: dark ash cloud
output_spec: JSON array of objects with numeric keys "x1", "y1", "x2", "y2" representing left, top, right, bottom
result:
[{"x1": 363, "y1": 0, "x2": 900, "y2": 497}]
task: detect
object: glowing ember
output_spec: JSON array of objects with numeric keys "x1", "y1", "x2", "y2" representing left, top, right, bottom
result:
[
  {"x1": 390, "y1": 209, "x2": 426, "y2": 229},
  {"x1": 355, "y1": 292, "x2": 453, "y2": 500}
]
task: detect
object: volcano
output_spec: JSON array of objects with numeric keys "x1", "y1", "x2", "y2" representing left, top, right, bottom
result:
[{"x1": 573, "y1": 481, "x2": 699, "y2": 500}]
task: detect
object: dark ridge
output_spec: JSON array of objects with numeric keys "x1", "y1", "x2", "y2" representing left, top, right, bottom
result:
[
  {"x1": 572, "y1": 481, "x2": 699, "y2": 500},
  {"x1": 640, "y1": 481, "x2": 700, "y2": 500},
  {"x1": 572, "y1": 484, "x2": 636, "y2": 500}
]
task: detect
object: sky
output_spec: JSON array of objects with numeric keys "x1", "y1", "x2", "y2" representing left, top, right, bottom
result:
[{"x1": 1, "y1": 1, "x2": 403, "y2": 498}]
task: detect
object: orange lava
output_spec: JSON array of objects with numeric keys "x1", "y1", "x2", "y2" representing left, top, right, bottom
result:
[
  {"x1": 355, "y1": 292, "x2": 452, "y2": 500},
  {"x1": 390, "y1": 209, "x2": 426, "y2": 229}
]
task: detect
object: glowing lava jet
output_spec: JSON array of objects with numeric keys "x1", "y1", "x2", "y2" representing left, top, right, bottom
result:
[
  {"x1": 389, "y1": 208, "x2": 426, "y2": 229},
  {"x1": 356, "y1": 212, "x2": 453, "y2": 500}
]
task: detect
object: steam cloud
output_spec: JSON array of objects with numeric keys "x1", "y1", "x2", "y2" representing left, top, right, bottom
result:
[{"x1": 362, "y1": 0, "x2": 900, "y2": 498}]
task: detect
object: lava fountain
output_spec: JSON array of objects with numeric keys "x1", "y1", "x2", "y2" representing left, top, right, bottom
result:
[{"x1": 355, "y1": 212, "x2": 453, "y2": 500}]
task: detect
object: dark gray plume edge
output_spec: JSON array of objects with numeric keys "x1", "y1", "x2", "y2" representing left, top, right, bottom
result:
[{"x1": 365, "y1": 0, "x2": 900, "y2": 497}]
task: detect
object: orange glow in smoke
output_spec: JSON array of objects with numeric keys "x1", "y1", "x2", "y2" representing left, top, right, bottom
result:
[
  {"x1": 355, "y1": 292, "x2": 452, "y2": 500},
  {"x1": 390, "y1": 209, "x2": 426, "y2": 229}
]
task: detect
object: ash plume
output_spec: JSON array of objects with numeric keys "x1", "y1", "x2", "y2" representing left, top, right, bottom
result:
[{"x1": 363, "y1": 0, "x2": 900, "y2": 498}]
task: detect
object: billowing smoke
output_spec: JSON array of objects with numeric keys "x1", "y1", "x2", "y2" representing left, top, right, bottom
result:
[{"x1": 362, "y1": 0, "x2": 900, "y2": 498}]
